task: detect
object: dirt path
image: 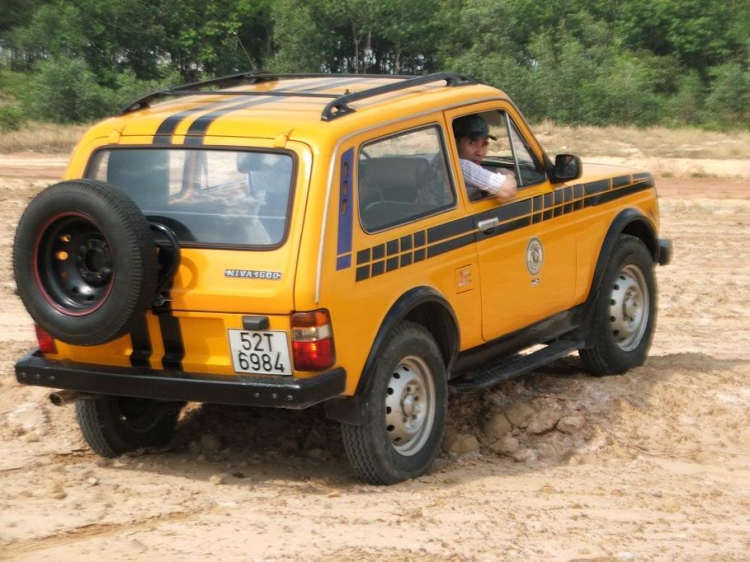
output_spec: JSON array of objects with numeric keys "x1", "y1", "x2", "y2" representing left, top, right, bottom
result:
[{"x1": 1, "y1": 157, "x2": 749, "y2": 561}]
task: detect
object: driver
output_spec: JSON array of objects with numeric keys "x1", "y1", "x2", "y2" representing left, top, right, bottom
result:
[{"x1": 453, "y1": 114, "x2": 517, "y2": 201}]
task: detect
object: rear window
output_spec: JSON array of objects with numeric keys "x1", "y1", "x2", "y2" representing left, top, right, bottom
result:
[{"x1": 86, "y1": 148, "x2": 295, "y2": 247}]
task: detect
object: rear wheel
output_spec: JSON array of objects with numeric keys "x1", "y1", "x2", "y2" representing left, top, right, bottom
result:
[
  {"x1": 76, "y1": 396, "x2": 182, "y2": 457},
  {"x1": 581, "y1": 235, "x2": 657, "y2": 375},
  {"x1": 341, "y1": 322, "x2": 447, "y2": 485}
]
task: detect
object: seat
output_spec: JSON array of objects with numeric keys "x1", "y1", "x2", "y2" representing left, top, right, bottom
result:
[{"x1": 359, "y1": 156, "x2": 430, "y2": 231}]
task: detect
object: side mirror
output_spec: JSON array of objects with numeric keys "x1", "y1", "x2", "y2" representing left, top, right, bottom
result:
[{"x1": 551, "y1": 154, "x2": 582, "y2": 182}]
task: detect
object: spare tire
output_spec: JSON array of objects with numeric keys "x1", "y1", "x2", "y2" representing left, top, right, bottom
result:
[{"x1": 13, "y1": 179, "x2": 158, "y2": 346}]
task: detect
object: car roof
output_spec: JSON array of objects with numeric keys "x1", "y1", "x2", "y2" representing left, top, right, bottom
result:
[{"x1": 95, "y1": 76, "x2": 508, "y2": 146}]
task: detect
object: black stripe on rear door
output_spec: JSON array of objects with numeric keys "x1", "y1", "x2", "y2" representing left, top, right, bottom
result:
[{"x1": 129, "y1": 316, "x2": 152, "y2": 368}]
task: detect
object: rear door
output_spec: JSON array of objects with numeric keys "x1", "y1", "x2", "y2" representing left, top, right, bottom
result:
[
  {"x1": 70, "y1": 136, "x2": 313, "y2": 374},
  {"x1": 85, "y1": 135, "x2": 312, "y2": 314}
]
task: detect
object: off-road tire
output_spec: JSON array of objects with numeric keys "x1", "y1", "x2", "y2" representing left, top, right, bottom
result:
[
  {"x1": 13, "y1": 179, "x2": 158, "y2": 346},
  {"x1": 341, "y1": 321, "x2": 447, "y2": 485},
  {"x1": 581, "y1": 234, "x2": 657, "y2": 376},
  {"x1": 76, "y1": 396, "x2": 182, "y2": 457}
]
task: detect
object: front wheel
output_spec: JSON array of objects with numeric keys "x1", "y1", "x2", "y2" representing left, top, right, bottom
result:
[
  {"x1": 76, "y1": 396, "x2": 182, "y2": 457},
  {"x1": 581, "y1": 234, "x2": 657, "y2": 376},
  {"x1": 341, "y1": 322, "x2": 447, "y2": 485}
]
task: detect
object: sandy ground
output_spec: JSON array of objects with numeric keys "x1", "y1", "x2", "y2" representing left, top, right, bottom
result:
[{"x1": 1, "y1": 155, "x2": 749, "y2": 561}]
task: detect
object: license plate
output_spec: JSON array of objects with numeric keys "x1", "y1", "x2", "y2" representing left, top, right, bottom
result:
[{"x1": 228, "y1": 330, "x2": 292, "y2": 376}]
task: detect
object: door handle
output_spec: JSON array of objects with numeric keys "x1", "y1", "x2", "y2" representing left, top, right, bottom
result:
[{"x1": 477, "y1": 217, "x2": 500, "y2": 233}]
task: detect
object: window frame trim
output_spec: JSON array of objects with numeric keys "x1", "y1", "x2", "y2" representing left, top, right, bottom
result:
[
  {"x1": 450, "y1": 108, "x2": 548, "y2": 204},
  {"x1": 355, "y1": 122, "x2": 459, "y2": 235},
  {"x1": 504, "y1": 114, "x2": 547, "y2": 189}
]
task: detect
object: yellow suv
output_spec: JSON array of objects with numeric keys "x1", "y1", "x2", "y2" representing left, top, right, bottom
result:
[{"x1": 13, "y1": 72, "x2": 672, "y2": 484}]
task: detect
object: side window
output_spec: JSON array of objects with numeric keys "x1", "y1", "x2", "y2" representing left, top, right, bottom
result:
[
  {"x1": 457, "y1": 110, "x2": 545, "y2": 200},
  {"x1": 357, "y1": 125, "x2": 455, "y2": 232},
  {"x1": 507, "y1": 120, "x2": 547, "y2": 186}
]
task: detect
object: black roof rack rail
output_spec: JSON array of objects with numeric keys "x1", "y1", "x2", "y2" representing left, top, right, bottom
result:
[
  {"x1": 119, "y1": 71, "x2": 478, "y2": 118},
  {"x1": 120, "y1": 71, "x2": 274, "y2": 115},
  {"x1": 118, "y1": 71, "x2": 413, "y2": 115},
  {"x1": 320, "y1": 72, "x2": 477, "y2": 121}
]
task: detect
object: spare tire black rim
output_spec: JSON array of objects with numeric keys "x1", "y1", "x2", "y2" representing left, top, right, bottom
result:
[{"x1": 34, "y1": 212, "x2": 114, "y2": 316}]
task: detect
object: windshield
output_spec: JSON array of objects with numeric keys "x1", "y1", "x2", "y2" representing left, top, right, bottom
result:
[{"x1": 86, "y1": 148, "x2": 295, "y2": 247}]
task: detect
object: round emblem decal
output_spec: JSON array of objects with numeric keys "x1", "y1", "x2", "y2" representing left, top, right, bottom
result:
[{"x1": 526, "y1": 237, "x2": 544, "y2": 276}]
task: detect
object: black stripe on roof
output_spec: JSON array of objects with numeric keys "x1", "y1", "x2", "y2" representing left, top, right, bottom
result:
[{"x1": 181, "y1": 77, "x2": 366, "y2": 145}]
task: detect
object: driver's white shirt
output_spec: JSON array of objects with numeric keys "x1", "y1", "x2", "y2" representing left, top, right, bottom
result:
[{"x1": 459, "y1": 159, "x2": 507, "y2": 199}]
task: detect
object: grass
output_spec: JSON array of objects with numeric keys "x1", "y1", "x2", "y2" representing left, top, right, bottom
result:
[
  {"x1": 533, "y1": 121, "x2": 750, "y2": 160},
  {"x1": 0, "y1": 122, "x2": 88, "y2": 153}
]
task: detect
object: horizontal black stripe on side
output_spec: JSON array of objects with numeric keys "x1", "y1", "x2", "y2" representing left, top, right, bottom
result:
[
  {"x1": 414, "y1": 231, "x2": 426, "y2": 247},
  {"x1": 357, "y1": 248, "x2": 371, "y2": 265},
  {"x1": 633, "y1": 172, "x2": 653, "y2": 181},
  {"x1": 477, "y1": 216, "x2": 531, "y2": 241},
  {"x1": 532, "y1": 196, "x2": 543, "y2": 213},
  {"x1": 613, "y1": 175, "x2": 631, "y2": 188},
  {"x1": 387, "y1": 239, "x2": 399, "y2": 255},
  {"x1": 554, "y1": 189, "x2": 565, "y2": 205},
  {"x1": 400, "y1": 235, "x2": 413, "y2": 251},
  {"x1": 372, "y1": 244, "x2": 385, "y2": 260},
  {"x1": 386, "y1": 257, "x2": 399, "y2": 271},
  {"x1": 585, "y1": 179, "x2": 611, "y2": 196},
  {"x1": 400, "y1": 253, "x2": 412, "y2": 267},
  {"x1": 129, "y1": 316, "x2": 152, "y2": 368},
  {"x1": 594, "y1": 180, "x2": 653, "y2": 206},
  {"x1": 544, "y1": 193, "x2": 553, "y2": 209},
  {"x1": 356, "y1": 265, "x2": 370, "y2": 281},
  {"x1": 573, "y1": 184, "x2": 584, "y2": 199},
  {"x1": 474, "y1": 198, "x2": 532, "y2": 229},
  {"x1": 427, "y1": 232, "x2": 476, "y2": 258},
  {"x1": 428, "y1": 216, "x2": 475, "y2": 244},
  {"x1": 372, "y1": 261, "x2": 385, "y2": 276}
]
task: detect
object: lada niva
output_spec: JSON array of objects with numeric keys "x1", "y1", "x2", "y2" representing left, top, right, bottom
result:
[{"x1": 13, "y1": 72, "x2": 672, "y2": 484}]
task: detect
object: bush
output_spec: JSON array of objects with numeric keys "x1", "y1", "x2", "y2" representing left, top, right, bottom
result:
[
  {"x1": 664, "y1": 72, "x2": 705, "y2": 126},
  {"x1": 703, "y1": 63, "x2": 750, "y2": 128},
  {"x1": 0, "y1": 106, "x2": 25, "y2": 131},
  {"x1": 23, "y1": 56, "x2": 115, "y2": 123},
  {"x1": 111, "y1": 69, "x2": 183, "y2": 111}
]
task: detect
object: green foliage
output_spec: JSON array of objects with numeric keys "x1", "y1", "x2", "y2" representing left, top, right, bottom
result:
[
  {"x1": 664, "y1": 72, "x2": 705, "y2": 126},
  {"x1": 0, "y1": 0, "x2": 747, "y2": 129},
  {"x1": 0, "y1": 105, "x2": 24, "y2": 131},
  {"x1": 23, "y1": 56, "x2": 114, "y2": 123},
  {"x1": 703, "y1": 63, "x2": 750, "y2": 127}
]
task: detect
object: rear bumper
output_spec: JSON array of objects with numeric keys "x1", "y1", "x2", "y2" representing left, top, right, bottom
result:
[
  {"x1": 658, "y1": 238, "x2": 673, "y2": 266},
  {"x1": 15, "y1": 350, "x2": 346, "y2": 410}
]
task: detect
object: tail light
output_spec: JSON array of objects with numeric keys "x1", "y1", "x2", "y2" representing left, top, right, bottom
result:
[
  {"x1": 35, "y1": 325, "x2": 57, "y2": 354},
  {"x1": 291, "y1": 309, "x2": 335, "y2": 371}
]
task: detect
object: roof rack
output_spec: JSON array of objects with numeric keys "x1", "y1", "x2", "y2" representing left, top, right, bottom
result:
[
  {"x1": 119, "y1": 71, "x2": 477, "y2": 120},
  {"x1": 321, "y1": 72, "x2": 476, "y2": 121}
]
